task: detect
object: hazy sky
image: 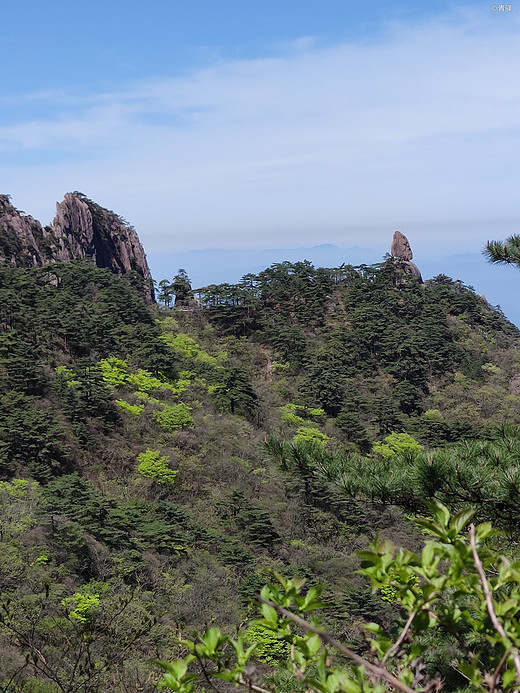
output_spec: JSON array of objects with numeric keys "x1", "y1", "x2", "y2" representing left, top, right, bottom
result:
[{"x1": 1, "y1": 1, "x2": 518, "y2": 257}]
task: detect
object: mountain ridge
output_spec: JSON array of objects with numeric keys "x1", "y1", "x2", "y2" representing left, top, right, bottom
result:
[
  {"x1": 0, "y1": 192, "x2": 153, "y2": 298},
  {"x1": 147, "y1": 245, "x2": 520, "y2": 326},
  {"x1": 1, "y1": 237, "x2": 520, "y2": 691}
]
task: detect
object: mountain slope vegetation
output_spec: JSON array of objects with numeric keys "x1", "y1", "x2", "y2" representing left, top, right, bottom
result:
[{"x1": 1, "y1": 257, "x2": 520, "y2": 692}]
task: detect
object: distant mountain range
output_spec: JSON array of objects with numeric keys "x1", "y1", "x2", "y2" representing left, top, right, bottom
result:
[{"x1": 147, "y1": 243, "x2": 520, "y2": 327}]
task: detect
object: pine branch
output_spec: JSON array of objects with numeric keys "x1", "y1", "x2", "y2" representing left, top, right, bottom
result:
[{"x1": 484, "y1": 236, "x2": 520, "y2": 267}]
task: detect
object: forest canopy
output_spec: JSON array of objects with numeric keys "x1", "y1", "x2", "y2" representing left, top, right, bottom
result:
[{"x1": 1, "y1": 255, "x2": 520, "y2": 692}]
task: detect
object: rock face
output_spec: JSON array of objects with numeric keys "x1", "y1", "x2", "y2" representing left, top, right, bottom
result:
[
  {"x1": 391, "y1": 231, "x2": 413, "y2": 261},
  {"x1": 509, "y1": 375, "x2": 520, "y2": 396},
  {"x1": 0, "y1": 194, "x2": 48, "y2": 267},
  {"x1": 0, "y1": 192, "x2": 153, "y2": 299},
  {"x1": 390, "y1": 230, "x2": 422, "y2": 282}
]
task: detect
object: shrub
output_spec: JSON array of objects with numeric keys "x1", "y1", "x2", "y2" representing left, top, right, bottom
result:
[
  {"x1": 293, "y1": 426, "x2": 329, "y2": 446},
  {"x1": 115, "y1": 399, "x2": 144, "y2": 415},
  {"x1": 244, "y1": 623, "x2": 290, "y2": 664},
  {"x1": 99, "y1": 356, "x2": 130, "y2": 386},
  {"x1": 160, "y1": 333, "x2": 217, "y2": 364},
  {"x1": 137, "y1": 450, "x2": 177, "y2": 485},
  {"x1": 153, "y1": 403, "x2": 193, "y2": 430},
  {"x1": 61, "y1": 591, "x2": 100, "y2": 623},
  {"x1": 372, "y1": 431, "x2": 423, "y2": 459},
  {"x1": 280, "y1": 403, "x2": 306, "y2": 426}
]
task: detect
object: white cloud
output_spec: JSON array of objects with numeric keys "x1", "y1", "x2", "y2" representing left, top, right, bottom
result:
[{"x1": 1, "y1": 6, "x2": 519, "y2": 253}]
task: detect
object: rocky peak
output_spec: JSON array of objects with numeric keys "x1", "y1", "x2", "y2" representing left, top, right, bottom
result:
[
  {"x1": 0, "y1": 194, "x2": 47, "y2": 267},
  {"x1": 391, "y1": 231, "x2": 413, "y2": 261},
  {"x1": 390, "y1": 230, "x2": 422, "y2": 282},
  {"x1": 0, "y1": 192, "x2": 153, "y2": 300}
]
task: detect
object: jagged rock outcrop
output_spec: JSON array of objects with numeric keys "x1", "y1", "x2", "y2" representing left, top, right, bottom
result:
[
  {"x1": 0, "y1": 194, "x2": 48, "y2": 267},
  {"x1": 390, "y1": 230, "x2": 422, "y2": 282},
  {"x1": 0, "y1": 192, "x2": 153, "y2": 299}
]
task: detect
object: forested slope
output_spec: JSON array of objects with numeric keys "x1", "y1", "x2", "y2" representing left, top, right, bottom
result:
[{"x1": 1, "y1": 257, "x2": 520, "y2": 692}]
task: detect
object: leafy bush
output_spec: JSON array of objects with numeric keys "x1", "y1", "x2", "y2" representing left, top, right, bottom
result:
[
  {"x1": 153, "y1": 403, "x2": 193, "y2": 430},
  {"x1": 281, "y1": 403, "x2": 306, "y2": 426},
  {"x1": 244, "y1": 623, "x2": 290, "y2": 664},
  {"x1": 137, "y1": 450, "x2": 177, "y2": 485},
  {"x1": 294, "y1": 426, "x2": 329, "y2": 446},
  {"x1": 61, "y1": 591, "x2": 100, "y2": 623},
  {"x1": 160, "y1": 332, "x2": 218, "y2": 364},
  {"x1": 116, "y1": 399, "x2": 144, "y2": 415},
  {"x1": 99, "y1": 356, "x2": 130, "y2": 387},
  {"x1": 372, "y1": 431, "x2": 423, "y2": 459}
]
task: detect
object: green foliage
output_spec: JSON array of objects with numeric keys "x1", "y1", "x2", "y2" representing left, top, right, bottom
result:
[
  {"x1": 238, "y1": 572, "x2": 270, "y2": 606},
  {"x1": 423, "y1": 408, "x2": 444, "y2": 421},
  {"x1": 281, "y1": 403, "x2": 326, "y2": 428},
  {"x1": 99, "y1": 356, "x2": 176, "y2": 394},
  {"x1": 484, "y1": 234, "x2": 520, "y2": 267},
  {"x1": 0, "y1": 391, "x2": 70, "y2": 479},
  {"x1": 53, "y1": 360, "x2": 121, "y2": 439},
  {"x1": 244, "y1": 623, "x2": 290, "y2": 663},
  {"x1": 334, "y1": 411, "x2": 372, "y2": 453},
  {"x1": 153, "y1": 403, "x2": 193, "y2": 430},
  {"x1": 157, "y1": 279, "x2": 175, "y2": 307},
  {"x1": 372, "y1": 432, "x2": 423, "y2": 459},
  {"x1": 294, "y1": 426, "x2": 329, "y2": 446},
  {"x1": 0, "y1": 478, "x2": 40, "y2": 540},
  {"x1": 61, "y1": 591, "x2": 100, "y2": 623},
  {"x1": 157, "y1": 270, "x2": 192, "y2": 307},
  {"x1": 128, "y1": 368, "x2": 174, "y2": 394},
  {"x1": 157, "y1": 506, "x2": 520, "y2": 692},
  {"x1": 99, "y1": 356, "x2": 131, "y2": 386},
  {"x1": 161, "y1": 332, "x2": 218, "y2": 364},
  {"x1": 0, "y1": 477, "x2": 37, "y2": 500},
  {"x1": 211, "y1": 366, "x2": 258, "y2": 418},
  {"x1": 215, "y1": 490, "x2": 280, "y2": 549},
  {"x1": 137, "y1": 450, "x2": 177, "y2": 485},
  {"x1": 273, "y1": 360, "x2": 291, "y2": 374},
  {"x1": 55, "y1": 365, "x2": 81, "y2": 388},
  {"x1": 16, "y1": 679, "x2": 60, "y2": 693},
  {"x1": 116, "y1": 399, "x2": 144, "y2": 415},
  {"x1": 281, "y1": 402, "x2": 307, "y2": 425}
]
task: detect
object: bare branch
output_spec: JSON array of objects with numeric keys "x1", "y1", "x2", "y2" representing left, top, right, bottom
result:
[
  {"x1": 491, "y1": 649, "x2": 510, "y2": 693},
  {"x1": 0, "y1": 661, "x2": 30, "y2": 693},
  {"x1": 382, "y1": 609, "x2": 418, "y2": 664},
  {"x1": 193, "y1": 651, "x2": 225, "y2": 693},
  {"x1": 469, "y1": 523, "x2": 520, "y2": 683},
  {"x1": 260, "y1": 599, "x2": 420, "y2": 693},
  {"x1": 237, "y1": 676, "x2": 272, "y2": 693}
]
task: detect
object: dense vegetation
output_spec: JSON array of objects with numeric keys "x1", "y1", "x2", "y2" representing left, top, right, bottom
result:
[{"x1": 2, "y1": 256, "x2": 520, "y2": 692}]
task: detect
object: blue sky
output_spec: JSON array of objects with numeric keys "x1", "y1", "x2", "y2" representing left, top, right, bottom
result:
[{"x1": 1, "y1": 2, "x2": 519, "y2": 274}]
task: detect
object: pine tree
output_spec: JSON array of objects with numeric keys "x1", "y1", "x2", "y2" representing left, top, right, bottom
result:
[{"x1": 484, "y1": 234, "x2": 520, "y2": 267}]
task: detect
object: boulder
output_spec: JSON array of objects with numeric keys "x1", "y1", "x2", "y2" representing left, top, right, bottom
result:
[
  {"x1": 391, "y1": 231, "x2": 413, "y2": 261},
  {"x1": 390, "y1": 231, "x2": 422, "y2": 283}
]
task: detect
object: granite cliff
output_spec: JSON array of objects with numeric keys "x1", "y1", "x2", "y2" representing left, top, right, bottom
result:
[
  {"x1": 0, "y1": 192, "x2": 153, "y2": 298},
  {"x1": 390, "y1": 230, "x2": 423, "y2": 282}
]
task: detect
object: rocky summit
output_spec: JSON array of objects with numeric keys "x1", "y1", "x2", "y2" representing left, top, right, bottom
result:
[
  {"x1": 0, "y1": 192, "x2": 153, "y2": 298},
  {"x1": 390, "y1": 229, "x2": 422, "y2": 282}
]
